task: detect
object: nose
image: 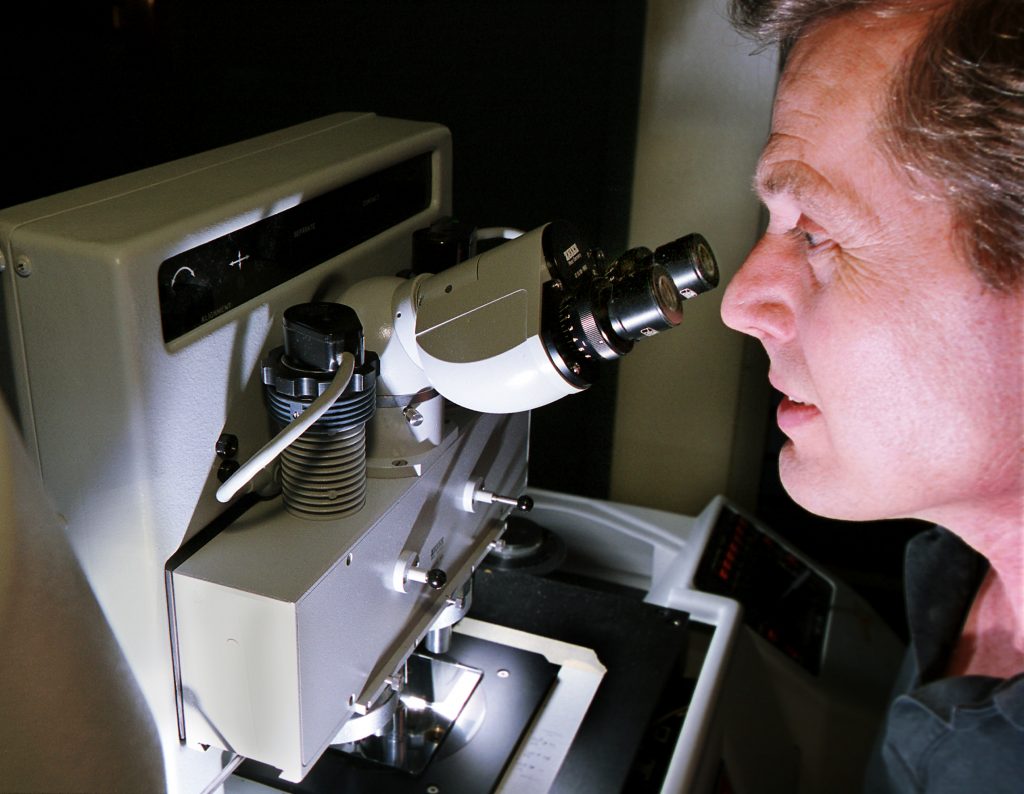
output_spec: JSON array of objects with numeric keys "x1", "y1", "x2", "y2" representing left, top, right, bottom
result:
[{"x1": 720, "y1": 235, "x2": 798, "y2": 344}]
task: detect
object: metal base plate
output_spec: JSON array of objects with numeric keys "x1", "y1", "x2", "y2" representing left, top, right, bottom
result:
[
  {"x1": 334, "y1": 653, "x2": 483, "y2": 775},
  {"x1": 236, "y1": 633, "x2": 558, "y2": 794}
]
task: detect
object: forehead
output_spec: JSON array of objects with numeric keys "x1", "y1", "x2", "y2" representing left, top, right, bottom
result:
[{"x1": 756, "y1": 13, "x2": 926, "y2": 203}]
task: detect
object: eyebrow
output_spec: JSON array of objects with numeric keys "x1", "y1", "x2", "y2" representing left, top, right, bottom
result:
[{"x1": 754, "y1": 137, "x2": 872, "y2": 225}]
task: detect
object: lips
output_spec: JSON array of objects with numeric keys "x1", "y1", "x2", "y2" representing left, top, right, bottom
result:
[{"x1": 777, "y1": 395, "x2": 821, "y2": 433}]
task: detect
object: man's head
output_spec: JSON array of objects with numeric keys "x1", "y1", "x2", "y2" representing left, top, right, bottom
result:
[
  {"x1": 731, "y1": 0, "x2": 1024, "y2": 290},
  {"x1": 720, "y1": 0, "x2": 1024, "y2": 527}
]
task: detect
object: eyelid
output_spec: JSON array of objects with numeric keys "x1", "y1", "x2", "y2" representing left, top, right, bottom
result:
[
  {"x1": 796, "y1": 215, "x2": 833, "y2": 251},
  {"x1": 797, "y1": 214, "x2": 826, "y2": 237}
]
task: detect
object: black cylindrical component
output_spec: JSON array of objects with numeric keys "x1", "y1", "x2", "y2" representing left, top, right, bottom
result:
[
  {"x1": 654, "y1": 233, "x2": 719, "y2": 299},
  {"x1": 542, "y1": 231, "x2": 718, "y2": 387},
  {"x1": 607, "y1": 265, "x2": 684, "y2": 342},
  {"x1": 217, "y1": 459, "x2": 240, "y2": 483},
  {"x1": 215, "y1": 433, "x2": 239, "y2": 459},
  {"x1": 559, "y1": 290, "x2": 634, "y2": 364},
  {"x1": 411, "y1": 217, "x2": 474, "y2": 275},
  {"x1": 282, "y1": 302, "x2": 363, "y2": 373}
]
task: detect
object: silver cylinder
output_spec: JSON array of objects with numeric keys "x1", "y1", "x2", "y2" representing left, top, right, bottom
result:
[
  {"x1": 266, "y1": 383, "x2": 375, "y2": 520},
  {"x1": 424, "y1": 625, "x2": 452, "y2": 655}
]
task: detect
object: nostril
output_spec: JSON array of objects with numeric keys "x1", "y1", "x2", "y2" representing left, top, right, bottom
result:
[
  {"x1": 721, "y1": 276, "x2": 796, "y2": 342},
  {"x1": 720, "y1": 275, "x2": 756, "y2": 331}
]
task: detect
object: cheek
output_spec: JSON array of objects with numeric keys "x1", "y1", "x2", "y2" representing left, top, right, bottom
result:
[
  {"x1": 805, "y1": 286, "x2": 1017, "y2": 473},
  {"x1": 802, "y1": 293, "x2": 936, "y2": 453},
  {"x1": 805, "y1": 295, "x2": 905, "y2": 399}
]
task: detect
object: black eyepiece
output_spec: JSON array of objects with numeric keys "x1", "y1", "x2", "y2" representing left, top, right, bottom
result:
[
  {"x1": 606, "y1": 265, "x2": 684, "y2": 342},
  {"x1": 654, "y1": 233, "x2": 719, "y2": 299},
  {"x1": 541, "y1": 226, "x2": 718, "y2": 388}
]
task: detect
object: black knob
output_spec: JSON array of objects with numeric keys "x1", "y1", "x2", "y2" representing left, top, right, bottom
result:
[
  {"x1": 217, "y1": 459, "x2": 240, "y2": 483},
  {"x1": 516, "y1": 495, "x2": 534, "y2": 512},
  {"x1": 215, "y1": 433, "x2": 239, "y2": 459},
  {"x1": 282, "y1": 302, "x2": 364, "y2": 373},
  {"x1": 411, "y1": 217, "x2": 474, "y2": 275},
  {"x1": 426, "y1": 569, "x2": 448, "y2": 590}
]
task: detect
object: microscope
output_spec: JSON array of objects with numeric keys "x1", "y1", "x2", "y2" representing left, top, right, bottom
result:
[
  {"x1": 170, "y1": 147, "x2": 716, "y2": 786},
  {"x1": 0, "y1": 113, "x2": 901, "y2": 794}
]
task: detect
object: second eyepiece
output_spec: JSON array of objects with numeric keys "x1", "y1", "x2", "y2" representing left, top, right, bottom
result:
[{"x1": 544, "y1": 229, "x2": 719, "y2": 385}]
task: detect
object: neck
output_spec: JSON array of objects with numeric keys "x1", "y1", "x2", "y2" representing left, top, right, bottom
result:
[{"x1": 926, "y1": 492, "x2": 1024, "y2": 677}]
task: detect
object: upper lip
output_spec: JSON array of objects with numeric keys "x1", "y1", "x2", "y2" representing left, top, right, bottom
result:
[{"x1": 769, "y1": 374, "x2": 814, "y2": 406}]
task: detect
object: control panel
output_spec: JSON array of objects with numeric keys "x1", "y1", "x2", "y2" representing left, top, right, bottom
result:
[
  {"x1": 694, "y1": 505, "x2": 834, "y2": 674},
  {"x1": 158, "y1": 153, "x2": 431, "y2": 342}
]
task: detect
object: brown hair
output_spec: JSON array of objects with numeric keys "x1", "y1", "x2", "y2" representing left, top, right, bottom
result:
[{"x1": 731, "y1": 0, "x2": 1024, "y2": 291}]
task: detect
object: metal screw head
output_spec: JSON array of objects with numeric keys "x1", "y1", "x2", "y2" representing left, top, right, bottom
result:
[
  {"x1": 215, "y1": 433, "x2": 239, "y2": 458},
  {"x1": 426, "y1": 568, "x2": 447, "y2": 590},
  {"x1": 496, "y1": 669, "x2": 510, "y2": 679},
  {"x1": 217, "y1": 459, "x2": 240, "y2": 483},
  {"x1": 15, "y1": 256, "x2": 32, "y2": 277}
]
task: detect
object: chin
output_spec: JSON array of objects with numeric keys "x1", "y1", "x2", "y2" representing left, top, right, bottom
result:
[{"x1": 778, "y1": 445, "x2": 891, "y2": 522}]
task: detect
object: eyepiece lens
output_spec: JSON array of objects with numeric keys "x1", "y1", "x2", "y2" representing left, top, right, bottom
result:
[
  {"x1": 654, "y1": 233, "x2": 719, "y2": 299},
  {"x1": 542, "y1": 229, "x2": 719, "y2": 389},
  {"x1": 607, "y1": 266, "x2": 683, "y2": 342}
]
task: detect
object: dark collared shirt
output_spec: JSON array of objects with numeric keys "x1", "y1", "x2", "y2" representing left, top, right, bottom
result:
[{"x1": 866, "y1": 527, "x2": 1024, "y2": 792}]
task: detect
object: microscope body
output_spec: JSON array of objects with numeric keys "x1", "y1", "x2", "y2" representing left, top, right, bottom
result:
[{"x1": 173, "y1": 408, "x2": 526, "y2": 780}]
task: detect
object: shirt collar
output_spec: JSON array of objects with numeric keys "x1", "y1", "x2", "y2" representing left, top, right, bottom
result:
[{"x1": 904, "y1": 526, "x2": 989, "y2": 685}]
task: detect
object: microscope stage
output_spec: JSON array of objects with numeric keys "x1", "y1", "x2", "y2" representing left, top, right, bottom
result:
[
  {"x1": 235, "y1": 631, "x2": 560, "y2": 793},
  {"x1": 230, "y1": 566, "x2": 692, "y2": 794}
]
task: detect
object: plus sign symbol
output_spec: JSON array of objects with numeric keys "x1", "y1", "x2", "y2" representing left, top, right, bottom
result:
[{"x1": 229, "y1": 250, "x2": 250, "y2": 270}]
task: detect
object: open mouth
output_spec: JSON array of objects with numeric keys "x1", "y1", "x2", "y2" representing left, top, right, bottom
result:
[{"x1": 777, "y1": 395, "x2": 820, "y2": 432}]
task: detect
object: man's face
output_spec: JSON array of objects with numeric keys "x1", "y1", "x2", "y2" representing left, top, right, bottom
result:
[{"x1": 720, "y1": 13, "x2": 1023, "y2": 524}]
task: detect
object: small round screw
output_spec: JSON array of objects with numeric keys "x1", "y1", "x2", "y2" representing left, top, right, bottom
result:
[
  {"x1": 215, "y1": 433, "x2": 239, "y2": 459},
  {"x1": 217, "y1": 459, "x2": 240, "y2": 483},
  {"x1": 426, "y1": 568, "x2": 447, "y2": 590},
  {"x1": 15, "y1": 256, "x2": 32, "y2": 278}
]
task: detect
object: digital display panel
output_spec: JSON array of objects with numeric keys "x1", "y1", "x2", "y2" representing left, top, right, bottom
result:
[{"x1": 695, "y1": 505, "x2": 833, "y2": 674}]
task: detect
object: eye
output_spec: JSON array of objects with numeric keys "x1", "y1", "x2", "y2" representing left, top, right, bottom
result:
[
  {"x1": 804, "y1": 230, "x2": 834, "y2": 254},
  {"x1": 793, "y1": 216, "x2": 836, "y2": 257},
  {"x1": 785, "y1": 226, "x2": 827, "y2": 250}
]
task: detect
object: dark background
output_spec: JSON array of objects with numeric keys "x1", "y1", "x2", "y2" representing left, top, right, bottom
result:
[{"x1": 4, "y1": 0, "x2": 919, "y2": 636}]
